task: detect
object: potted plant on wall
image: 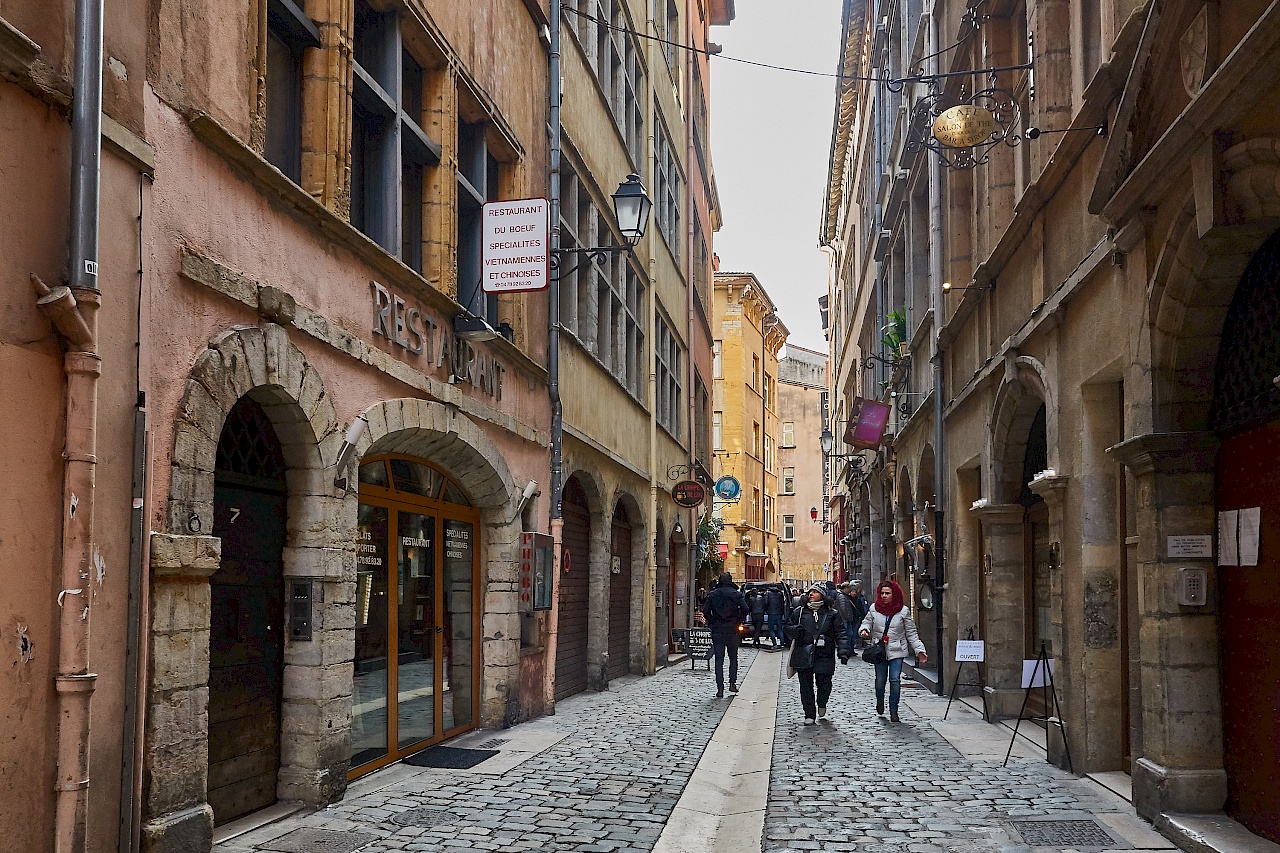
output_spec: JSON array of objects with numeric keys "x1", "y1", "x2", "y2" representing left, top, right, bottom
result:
[{"x1": 881, "y1": 309, "x2": 909, "y2": 358}]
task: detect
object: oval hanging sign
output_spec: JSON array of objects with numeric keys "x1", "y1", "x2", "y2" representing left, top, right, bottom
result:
[
  {"x1": 932, "y1": 105, "x2": 997, "y2": 148},
  {"x1": 713, "y1": 475, "x2": 741, "y2": 502},
  {"x1": 672, "y1": 480, "x2": 707, "y2": 508}
]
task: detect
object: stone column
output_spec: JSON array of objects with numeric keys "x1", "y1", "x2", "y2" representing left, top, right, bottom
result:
[
  {"x1": 970, "y1": 502, "x2": 1026, "y2": 718},
  {"x1": 1108, "y1": 432, "x2": 1225, "y2": 816},
  {"x1": 1029, "y1": 473, "x2": 1070, "y2": 768},
  {"x1": 141, "y1": 533, "x2": 221, "y2": 853}
]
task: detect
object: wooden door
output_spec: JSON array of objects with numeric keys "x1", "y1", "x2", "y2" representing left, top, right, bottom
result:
[
  {"x1": 555, "y1": 479, "x2": 591, "y2": 700},
  {"x1": 1024, "y1": 500, "x2": 1051, "y2": 723},
  {"x1": 1218, "y1": 419, "x2": 1280, "y2": 842},
  {"x1": 209, "y1": 484, "x2": 285, "y2": 825},
  {"x1": 608, "y1": 507, "x2": 633, "y2": 680}
]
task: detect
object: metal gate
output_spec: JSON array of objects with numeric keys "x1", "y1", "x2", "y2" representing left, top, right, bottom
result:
[
  {"x1": 554, "y1": 478, "x2": 591, "y2": 700},
  {"x1": 608, "y1": 505, "x2": 633, "y2": 681}
]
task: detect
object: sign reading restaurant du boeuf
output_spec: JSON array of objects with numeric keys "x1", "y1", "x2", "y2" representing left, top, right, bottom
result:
[{"x1": 371, "y1": 281, "x2": 506, "y2": 400}]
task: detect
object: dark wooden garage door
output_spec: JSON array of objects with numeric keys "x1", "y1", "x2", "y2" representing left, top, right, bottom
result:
[
  {"x1": 555, "y1": 478, "x2": 591, "y2": 701},
  {"x1": 1218, "y1": 420, "x2": 1280, "y2": 842},
  {"x1": 608, "y1": 505, "x2": 633, "y2": 681}
]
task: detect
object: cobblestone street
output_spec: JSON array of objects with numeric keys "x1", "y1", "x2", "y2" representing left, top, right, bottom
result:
[{"x1": 218, "y1": 649, "x2": 1174, "y2": 853}]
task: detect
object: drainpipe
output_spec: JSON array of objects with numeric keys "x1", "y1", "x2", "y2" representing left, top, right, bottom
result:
[
  {"x1": 645, "y1": 0, "x2": 659, "y2": 677},
  {"x1": 547, "y1": 0, "x2": 564, "y2": 704},
  {"x1": 43, "y1": 0, "x2": 105, "y2": 848},
  {"x1": 684, "y1": 10, "x2": 698, "y2": 638},
  {"x1": 928, "y1": 3, "x2": 946, "y2": 697}
]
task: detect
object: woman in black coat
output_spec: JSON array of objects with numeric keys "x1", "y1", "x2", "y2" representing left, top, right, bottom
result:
[{"x1": 785, "y1": 584, "x2": 852, "y2": 725}]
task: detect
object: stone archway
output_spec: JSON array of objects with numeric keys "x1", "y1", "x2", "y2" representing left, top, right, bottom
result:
[
  {"x1": 557, "y1": 469, "x2": 607, "y2": 701},
  {"x1": 144, "y1": 324, "x2": 343, "y2": 853},
  {"x1": 350, "y1": 399, "x2": 522, "y2": 726},
  {"x1": 609, "y1": 489, "x2": 648, "y2": 679}
]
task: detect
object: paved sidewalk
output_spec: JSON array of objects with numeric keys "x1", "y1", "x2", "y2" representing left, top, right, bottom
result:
[
  {"x1": 765, "y1": 657, "x2": 1173, "y2": 853},
  {"x1": 216, "y1": 649, "x2": 756, "y2": 853}
]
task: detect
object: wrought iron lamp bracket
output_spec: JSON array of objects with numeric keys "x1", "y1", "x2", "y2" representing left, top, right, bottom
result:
[
  {"x1": 862, "y1": 352, "x2": 906, "y2": 372},
  {"x1": 550, "y1": 245, "x2": 630, "y2": 281}
]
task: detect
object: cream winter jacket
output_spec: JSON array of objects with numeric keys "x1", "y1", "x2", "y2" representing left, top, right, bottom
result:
[{"x1": 859, "y1": 607, "x2": 926, "y2": 661}]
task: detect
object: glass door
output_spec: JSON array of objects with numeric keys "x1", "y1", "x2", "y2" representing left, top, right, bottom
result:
[{"x1": 350, "y1": 456, "x2": 480, "y2": 778}]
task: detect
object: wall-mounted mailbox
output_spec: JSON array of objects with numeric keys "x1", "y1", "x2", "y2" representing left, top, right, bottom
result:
[{"x1": 291, "y1": 580, "x2": 314, "y2": 640}]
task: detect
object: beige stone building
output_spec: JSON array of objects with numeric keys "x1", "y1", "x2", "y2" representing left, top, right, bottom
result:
[
  {"x1": 710, "y1": 272, "x2": 787, "y2": 589},
  {"x1": 824, "y1": 0, "x2": 1280, "y2": 840},
  {"x1": 777, "y1": 346, "x2": 830, "y2": 586}
]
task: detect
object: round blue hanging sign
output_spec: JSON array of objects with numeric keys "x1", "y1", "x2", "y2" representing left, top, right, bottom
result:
[{"x1": 713, "y1": 475, "x2": 741, "y2": 501}]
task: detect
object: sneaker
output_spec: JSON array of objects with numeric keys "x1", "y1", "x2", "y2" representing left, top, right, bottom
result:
[
  {"x1": 817, "y1": 706, "x2": 826, "y2": 718},
  {"x1": 876, "y1": 699, "x2": 884, "y2": 715},
  {"x1": 729, "y1": 683, "x2": 738, "y2": 693},
  {"x1": 716, "y1": 688, "x2": 724, "y2": 699},
  {"x1": 803, "y1": 717, "x2": 816, "y2": 726},
  {"x1": 890, "y1": 711, "x2": 901, "y2": 723}
]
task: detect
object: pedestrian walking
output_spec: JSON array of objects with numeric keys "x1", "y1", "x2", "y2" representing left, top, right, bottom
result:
[
  {"x1": 702, "y1": 572, "x2": 748, "y2": 698},
  {"x1": 748, "y1": 586, "x2": 767, "y2": 647},
  {"x1": 764, "y1": 585, "x2": 787, "y2": 649},
  {"x1": 859, "y1": 579, "x2": 927, "y2": 723},
  {"x1": 785, "y1": 584, "x2": 851, "y2": 725}
]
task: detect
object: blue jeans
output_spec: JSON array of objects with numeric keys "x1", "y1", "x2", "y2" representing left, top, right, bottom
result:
[
  {"x1": 712, "y1": 637, "x2": 739, "y2": 690},
  {"x1": 874, "y1": 657, "x2": 904, "y2": 713},
  {"x1": 846, "y1": 622, "x2": 860, "y2": 652},
  {"x1": 767, "y1": 614, "x2": 784, "y2": 646}
]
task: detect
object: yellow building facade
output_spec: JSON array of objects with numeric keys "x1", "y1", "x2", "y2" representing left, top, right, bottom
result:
[{"x1": 711, "y1": 273, "x2": 787, "y2": 587}]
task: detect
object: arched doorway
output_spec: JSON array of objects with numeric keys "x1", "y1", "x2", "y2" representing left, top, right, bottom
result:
[
  {"x1": 555, "y1": 476, "x2": 591, "y2": 700},
  {"x1": 608, "y1": 503, "x2": 634, "y2": 681},
  {"x1": 1212, "y1": 229, "x2": 1280, "y2": 840},
  {"x1": 209, "y1": 396, "x2": 288, "y2": 825},
  {"x1": 349, "y1": 454, "x2": 481, "y2": 777}
]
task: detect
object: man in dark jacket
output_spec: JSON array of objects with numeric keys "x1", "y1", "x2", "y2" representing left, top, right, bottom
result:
[
  {"x1": 764, "y1": 586, "x2": 787, "y2": 649},
  {"x1": 748, "y1": 587, "x2": 768, "y2": 647},
  {"x1": 785, "y1": 585, "x2": 853, "y2": 724},
  {"x1": 702, "y1": 572, "x2": 748, "y2": 698}
]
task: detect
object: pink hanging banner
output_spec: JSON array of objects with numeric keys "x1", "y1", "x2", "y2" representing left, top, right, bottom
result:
[{"x1": 843, "y1": 397, "x2": 891, "y2": 450}]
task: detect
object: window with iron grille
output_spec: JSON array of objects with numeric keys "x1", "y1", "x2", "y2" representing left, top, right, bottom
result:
[
  {"x1": 656, "y1": 312, "x2": 683, "y2": 439},
  {"x1": 349, "y1": 0, "x2": 441, "y2": 274},
  {"x1": 265, "y1": 0, "x2": 320, "y2": 184}
]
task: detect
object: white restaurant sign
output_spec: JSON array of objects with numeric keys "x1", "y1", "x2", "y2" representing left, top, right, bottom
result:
[{"x1": 482, "y1": 198, "x2": 549, "y2": 293}]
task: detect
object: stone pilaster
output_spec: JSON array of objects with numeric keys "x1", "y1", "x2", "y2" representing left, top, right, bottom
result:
[
  {"x1": 1108, "y1": 432, "x2": 1225, "y2": 817},
  {"x1": 141, "y1": 534, "x2": 221, "y2": 853},
  {"x1": 1029, "y1": 473, "x2": 1071, "y2": 768},
  {"x1": 970, "y1": 502, "x2": 1027, "y2": 718}
]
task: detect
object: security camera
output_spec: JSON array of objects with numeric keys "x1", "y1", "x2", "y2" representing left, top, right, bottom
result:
[{"x1": 521, "y1": 480, "x2": 538, "y2": 502}]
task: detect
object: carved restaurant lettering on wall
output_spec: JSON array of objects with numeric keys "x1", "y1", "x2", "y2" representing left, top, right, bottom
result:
[{"x1": 371, "y1": 281, "x2": 505, "y2": 400}]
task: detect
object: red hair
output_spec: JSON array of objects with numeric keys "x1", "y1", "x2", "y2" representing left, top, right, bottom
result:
[{"x1": 874, "y1": 579, "x2": 905, "y2": 615}]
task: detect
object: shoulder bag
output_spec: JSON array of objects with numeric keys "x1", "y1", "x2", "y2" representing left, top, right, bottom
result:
[{"x1": 861, "y1": 611, "x2": 892, "y2": 664}]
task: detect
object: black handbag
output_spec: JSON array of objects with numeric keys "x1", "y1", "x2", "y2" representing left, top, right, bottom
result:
[
  {"x1": 861, "y1": 611, "x2": 892, "y2": 663},
  {"x1": 789, "y1": 642, "x2": 814, "y2": 671}
]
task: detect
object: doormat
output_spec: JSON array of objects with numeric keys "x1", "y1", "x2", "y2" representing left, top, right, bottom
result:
[{"x1": 402, "y1": 745, "x2": 500, "y2": 769}]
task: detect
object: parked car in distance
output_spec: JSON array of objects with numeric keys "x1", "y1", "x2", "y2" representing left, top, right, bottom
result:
[{"x1": 738, "y1": 581, "x2": 799, "y2": 642}]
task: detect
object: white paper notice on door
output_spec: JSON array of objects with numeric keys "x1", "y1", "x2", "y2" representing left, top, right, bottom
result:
[
  {"x1": 1239, "y1": 507, "x2": 1261, "y2": 567},
  {"x1": 1218, "y1": 510, "x2": 1239, "y2": 566}
]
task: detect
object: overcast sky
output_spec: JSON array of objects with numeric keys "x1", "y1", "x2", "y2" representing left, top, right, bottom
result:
[{"x1": 709, "y1": 0, "x2": 844, "y2": 353}]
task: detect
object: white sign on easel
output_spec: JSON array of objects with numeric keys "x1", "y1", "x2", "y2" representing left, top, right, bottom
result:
[
  {"x1": 1021, "y1": 658, "x2": 1055, "y2": 688},
  {"x1": 955, "y1": 640, "x2": 985, "y2": 662}
]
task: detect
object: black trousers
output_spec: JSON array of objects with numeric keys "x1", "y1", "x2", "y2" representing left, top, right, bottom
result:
[
  {"x1": 712, "y1": 637, "x2": 739, "y2": 689},
  {"x1": 798, "y1": 669, "x2": 833, "y2": 718}
]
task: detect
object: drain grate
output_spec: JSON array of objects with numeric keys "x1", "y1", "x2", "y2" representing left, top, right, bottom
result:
[
  {"x1": 262, "y1": 828, "x2": 378, "y2": 853},
  {"x1": 387, "y1": 807, "x2": 458, "y2": 828},
  {"x1": 1011, "y1": 820, "x2": 1116, "y2": 847},
  {"x1": 474, "y1": 737, "x2": 509, "y2": 749}
]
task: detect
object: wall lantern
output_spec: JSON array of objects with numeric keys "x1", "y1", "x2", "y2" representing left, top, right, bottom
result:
[
  {"x1": 611, "y1": 173, "x2": 652, "y2": 246},
  {"x1": 810, "y1": 506, "x2": 819, "y2": 522}
]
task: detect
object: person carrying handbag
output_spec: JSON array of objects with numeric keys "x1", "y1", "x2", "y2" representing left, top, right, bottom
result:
[
  {"x1": 859, "y1": 579, "x2": 927, "y2": 723},
  {"x1": 785, "y1": 585, "x2": 852, "y2": 725}
]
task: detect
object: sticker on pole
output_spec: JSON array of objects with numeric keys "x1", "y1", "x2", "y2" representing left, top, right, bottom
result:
[{"x1": 482, "y1": 198, "x2": 549, "y2": 293}]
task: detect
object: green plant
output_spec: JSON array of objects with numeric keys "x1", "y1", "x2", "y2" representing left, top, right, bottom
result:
[
  {"x1": 881, "y1": 309, "x2": 908, "y2": 353},
  {"x1": 696, "y1": 513, "x2": 725, "y2": 574}
]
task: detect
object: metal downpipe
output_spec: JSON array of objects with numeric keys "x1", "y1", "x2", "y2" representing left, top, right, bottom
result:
[
  {"x1": 547, "y1": 0, "x2": 565, "y2": 708},
  {"x1": 928, "y1": 2, "x2": 946, "y2": 697}
]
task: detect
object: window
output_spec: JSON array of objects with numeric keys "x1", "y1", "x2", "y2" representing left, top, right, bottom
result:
[
  {"x1": 763, "y1": 373, "x2": 772, "y2": 410},
  {"x1": 712, "y1": 340, "x2": 722, "y2": 378},
  {"x1": 752, "y1": 488, "x2": 761, "y2": 527},
  {"x1": 572, "y1": 0, "x2": 644, "y2": 166},
  {"x1": 658, "y1": 0, "x2": 680, "y2": 71},
  {"x1": 350, "y1": 1, "x2": 441, "y2": 274},
  {"x1": 556, "y1": 157, "x2": 646, "y2": 398},
  {"x1": 764, "y1": 435, "x2": 773, "y2": 472},
  {"x1": 782, "y1": 467, "x2": 795, "y2": 495},
  {"x1": 457, "y1": 119, "x2": 502, "y2": 321},
  {"x1": 782, "y1": 422, "x2": 795, "y2": 447},
  {"x1": 751, "y1": 355, "x2": 760, "y2": 391},
  {"x1": 695, "y1": 376, "x2": 710, "y2": 463},
  {"x1": 782, "y1": 514, "x2": 795, "y2": 541},
  {"x1": 656, "y1": 313, "x2": 683, "y2": 438},
  {"x1": 654, "y1": 119, "x2": 682, "y2": 261},
  {"x1": 752, "y1": 422, "x2": 760, "y2": 457},
  {"x1": 712, "y1": 411, "x2": 722, "y2": 450},
  {"x1": 265, "y1": 0, "x2": 320, "y2": 183},
  {"x1": 764, "y1": 495, "x2": 773, "y2": 532}
]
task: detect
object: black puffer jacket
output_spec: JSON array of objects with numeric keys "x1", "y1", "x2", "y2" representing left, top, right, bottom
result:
[
  {"x1": 702, "y1": 579, "x2": 748, "y2": 641},
  {"x1": 785, "y1": 603, "x2": 851, "y2": 675}
]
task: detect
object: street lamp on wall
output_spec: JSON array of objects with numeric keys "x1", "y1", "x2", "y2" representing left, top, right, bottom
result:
[
  {"x1": 550, "y1": 174, "x2": 653, "y2": 279},
  {"x1": 810, "y1": 506, "x2": 819, "y2": 522}
]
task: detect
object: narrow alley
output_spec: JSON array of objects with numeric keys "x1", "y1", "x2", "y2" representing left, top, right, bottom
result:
[{"x1": 214, "y1": 651, "x2": 1169, "y2": 853}]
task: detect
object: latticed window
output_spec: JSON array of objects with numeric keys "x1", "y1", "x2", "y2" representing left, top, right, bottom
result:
[{"x1": 216, "y1": 397, "x2": 287, "y2": 487}]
